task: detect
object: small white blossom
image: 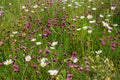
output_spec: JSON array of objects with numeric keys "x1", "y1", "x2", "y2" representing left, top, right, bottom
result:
[
  {"x1": 9, "y1": 3, "x2": 12, "y2": 5},
  {"x1": 108, "y1": 30, "x2": 112, "y2": 33},
  {"x1": 36, "y1": 42, "x2": 42, "y2": 45},
  {"x1": 31, "y1": 38, "x2": 36, "y2": 42},
  {"x1": 100, "y1": 14, "x2": 104, "y2": 18},
  {"x1": 33, "y1": 4, "x2": 38, "y2": 8},
  {"x1": 40, "y1": 58, "x2": 48, "y2": 63},
  {"x1": 76, "y1": 28, "x2": 81, "y2": 31},
  {"x1": 50, "y1": 47, "x2": 55, "y2": 49},
  {"x1": 40, "y1": 62, "x2": 47, "y2": 67},
  {"x1": 80, "y1": 16, "x2": 85, "y2": 19},
  {"x1": 88, "y1": 30, "x2": 92, "y2": 34},
  {"x1": 68, "y1": 4, "x2": 72, "y2": 7},
  {"x1": 51, "y1": 41, "x2": 58, "y2": 46},
  {"x1": 87, "y1": 15, "x2": 93, "y2": 19},
  {"x1": 95, "y1": 50, "x2": 102, "y2": 54},
  {"x1": 31, "y1": 11, "x2": 35, "y2": 13},
  {"x1": 101, "y1": 2, "x2": 104, "y2": 4},
  {"x1": 48, "y1": 70, "x2": 58, "y2": 76},
  {"x1": 87, "y1": 6, "x2": 91, "y2": 8},
  {"x1": 89, "y1": 20, "x2": 96, "y2": 23},
  {"x1": 111, "y1": 6, "x2": 116, "y2": 10},
  {"x1": 4, "y1": 59, "x2": 13, "y2": 65},
  {"x1": 83, "y1": 26, "x2": 88, "y2": 30},
  {"x1": 107, "y1": 14, "x2": 111, "y2": 17},
  {"x1": 22, "y1": 5, "x2": 26, "y2": 9},
  {"x1": 102, "y1": 21, "x2": 109, "y2": 27},
  {"x1": 41, "y1": 9, "x2": 44, "y2": 11},
  {"x1": 92, "y1": 7, "x2": 96, "y2": 10},
  {"x1": 25, "y1": 55, "x2": 31, "y2": 62},
  {"x1": 12, "y1": 31, "x2": 18, "y2": 34},
  {"x1": 38, "y1": 34, "x2": 42, "y2": 36},
  {"x1": 113, "y1": 24, "x2": 118, "y2": 27}
]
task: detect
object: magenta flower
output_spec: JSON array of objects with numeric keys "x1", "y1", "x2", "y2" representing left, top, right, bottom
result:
[
  {"x1": 24, "y1": 22, "x2": 31, "y2": 28},
  {"x1": 39, "y1": 50, "x2": 43, "y2": 53},
  {"x1": 67, "y1": 73, "x2": 73, "y2": 78},
  {"x1": 66, "y1": 78, "x2": 71, "y2": 80},
  {"x1": 0, "y1": 62, "x2": 3, "y2": 66}
]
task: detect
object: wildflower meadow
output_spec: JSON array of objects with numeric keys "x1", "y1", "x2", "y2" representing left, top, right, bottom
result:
[{"x1": 0, "y1": 0, "x2": 120, "y2": 80}]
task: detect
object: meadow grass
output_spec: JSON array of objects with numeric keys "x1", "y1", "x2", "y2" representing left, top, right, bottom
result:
[{"x1": 0, "y1": 0, "x2": 120, "y2": 80}]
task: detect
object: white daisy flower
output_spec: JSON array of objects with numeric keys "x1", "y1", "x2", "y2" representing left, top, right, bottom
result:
[
  {"x1": 31, "y1": 11, "x2": 35, "y2": 13},
  {"x1": 83, "y1": 26, "x2": 88, "y2": 30},
  {"x1": 111, "y1": 6, "x2": 116, "y2": 10},
  {"x1": 87, "y1": 15, "x2": 93, "y2": 19},
  {"x1": 95, "y1": 50, "x2": 102, "y2": 54},
  {"x1": 113, "y1": 24, "x2": 118, "y2": 27},
  {"x1": 4, "y1": 59, "x2": 13, "y2": 65},
  {"x1": 40, "y1": 62, "x2": 47, "y2": 67},
  {"x1": 36, "y1": 42, "x2": 42, "y2": 45},
  {"x1": 89, "y1": 20, "x2": 96, "y2": 23},
  {"x1": 48, "y1": 70, "x2": 58, "y2": 76},
  {"x1": 50, "y1": 47, "x2": 55, "y2": 49},
  {"x1": 88, "y1": 30, "x2": 92, "y2": 34},
  {"x1": 107, "y1": 14, "x2": 111, "y2": 17},
  {"x1": 31, "y1": 38, "x2": 36, "y2": 42},
  {"x1": 25, "y1": 55, "x2": 31, "y2": 62},
  {"x1": 80, "y1": 16, "x2": 85, "y2": 19},
  {"x1": 22, "y1": 5, "x2": 26, "y2": 9},
  {"x1": 76, "y1": 28, "x2": 81, "y2": 31},
  {"x1": 51, "y1": 41, "x2": 58, "y2": 46},
  {"x1": 102, "y1": 21, "x2": 109, "y2": 27},
  {"x1": 33, "y1": 4, "x2": 38, "y2": 8},
  {"x1": 100, "y1": 14, "x2": 104, "y2": 18},
  {"x1": 68, "y1": 4, "x2": 72, "y2": 7},
  {"x1": 92, "y1": 7, "x2": 96, "y2": 10},
  {"x1": 12, "y1": 31, "x2": 18, "y2": 34},
  {"x1": 87, "y1": 6, "x2": 91, "y2": 8},
  {"x1": 101, "y1": 2, "x2": 104, "y2": 4},
  {"x1": 40, "y1": 58, "x2": 48, "y2": 63}
]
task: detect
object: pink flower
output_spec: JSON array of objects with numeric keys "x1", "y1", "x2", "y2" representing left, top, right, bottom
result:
[
  {"x1": 0, "y1": 41, "x2": 3, "y2": 46},
  {"x1": 39, "y1": 50, "x2": 43, "y2": 53},
  {"x1": 67, "y1": 73, "x2": 73, "y2": 78},
  {"x1": 0, "y1": 62, "x2": 3, "y2": 66},
  {"x1": 24, "y1": 22, "x2": 31, "y2": 28},
  {"x1": 66, "y1": 78, "x2": 71, "y2": 80}
]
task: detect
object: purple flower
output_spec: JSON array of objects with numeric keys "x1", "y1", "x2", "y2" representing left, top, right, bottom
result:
[
  {"x1": 39, "y1": 50, "x2": 43, "y2": 53},
  {"x1": 66, "y1": 78, "x2": 71, "y2": 80},
  {"x1": 68, "y1": 63, "x2": 74, "y2": 68},
  {"x1": 51, "y1": 58, "x2": 57, "y2": 62},
  {"x1": 78, "y1": 66, "x2": 83, "y2": 72},
  {"x1": 67, "y1": 73, "x2": 73, "y2": 78},
  {"x1": 31, "y1": 64, "x2": 37, "y2": 68},
  {"x1": 24, "y1": 22, "x2": 31, "y2": 28},
  {"x1": 0, "y1": 62, "x2": 3, "y2": 66},
  {"x1": 64, "y1": 52, "x2": 67, "y2": 56},
  {"x1": 45, "y1": 49, "x2": 51, "y2": 53},
  {"x1": 85, "y1": 61, "x2": 90, "y2": 65},
  {"x1": 85, "y1": 65, "x2": 90, "y2": 71},
  {"x1": 72, "y1": 52, "x2": 77, "y2": 55},
  {"x1": 14, "y1": 68, "x2": 19, "y2": 72}
]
